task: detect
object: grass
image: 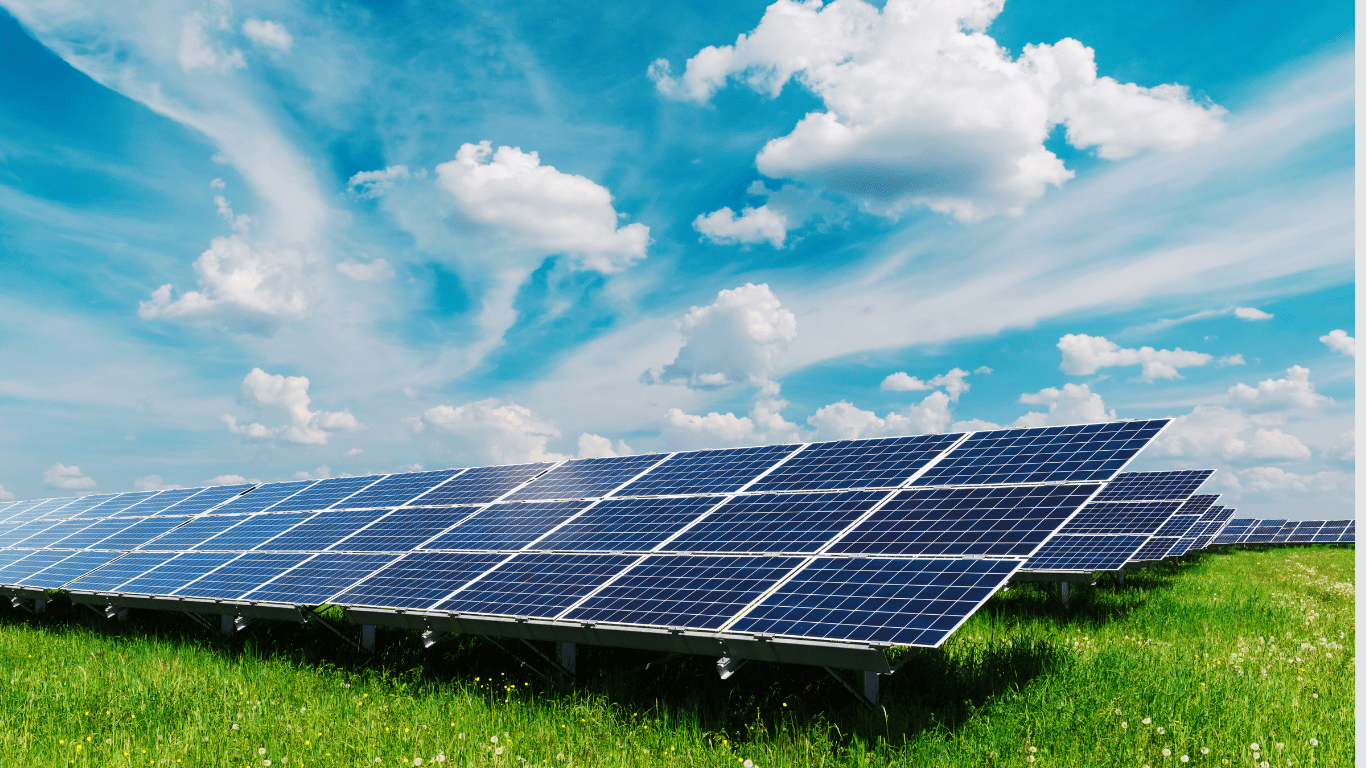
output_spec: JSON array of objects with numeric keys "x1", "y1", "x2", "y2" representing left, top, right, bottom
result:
[{"x1": 0, "y1": 545, "x2": 1352, "y2": 767}]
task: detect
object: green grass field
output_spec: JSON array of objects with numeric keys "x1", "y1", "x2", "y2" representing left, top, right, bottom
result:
[{"x1": 0, "y1": 545, "x2": 1353, "y2": 767}]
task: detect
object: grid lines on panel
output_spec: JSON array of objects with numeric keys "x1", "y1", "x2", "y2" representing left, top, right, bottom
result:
[
  {"x1": 1152, "y1": 514, "x2": 1201, "y2": 538},
  {"x1": 48, "y1": 516, "x2": 142, "y2": 549},
  {"x1": 564, "y1": 555, "x2": 804, "y2": 631},
  {"x1": 1213, "y1": 519, "x2": 1255, "y2": 544},
  {"x1": 264, "y1": 508, "x2": 394, "y2": 551},
  {"x1": 1286, "y1": 520, "x2": 1326, "y2": 543},
  {"x1": 193, "y1": 513, "x2": 317, "y2": 551},
  {"x1": 136, "y1": 517, "x2": 244, "y2": 552},
  {"x1": 667, "y1": 491, "x2": 888, "y2": 554},
  {"x1": 732, "y1": 557, "x2": 1021, "y2": 647},
  {"x1": 0, "y1": 501, "x2": 44, "y2": 522},
  {"x1": 1093, "y1": 470, "x2": 1214, "y2": 501},
  {"x1": 242, "y1": 553, "x2": 402, "y2": 604},
  {"x1": 107, "y1": 492, "x2": 166, "y2": 518},
  {"x1": 830, "y1": 484, "x2": 1098, "y2": 557},
  {"x1": 613, "y1": 445, "x2": 799, "y2": 497},
  {"x1": 173, "y1": 553, "x2": 312, "y2": 600},
  {"x1": 1129, "y1": 536, "x2": 1179, "y2": 562},
  {"x1": 21, "y1": 497, "x2": 81, "y2": 520},
  {"x1": 331, "y1": 507, "x2": 477, "y2": 552},
  {"x1": 159, "y1": 484, "x2": 254, "y2": 515},
  {"x1": 1023, "y1": 534, "x2": 1149, "y2": 572},
  {"x1": 421, "y1": 501, "x2": 592, "y2": 550},
  {"x1": 436, "y1": 553, "x2": 638, "y2": 618},
  {"x1": 1244, "y1": 519, "x2": 1288, "y2": 544},
  {"x1": 117, "y1": 552, "x2": 240, "y2": 595},
  {"x1": 533, "y1": 496, "x2": 720, "y2": 552},
  {"x1": 89, "y1": 517, "x2": 191, "y2": 551},
  {"x1": 747, "y1": 433, "x2": 962, "y2": 493},
  {"x1": 265, "y1": 477, "x2": 378, "y2": 512},
  {"x1": 1177, "y1": 494, "x2": 1219, "y2": 517},
  {"x1": 24, "y1": 551, "x2": 123, "y2": 589},
  {"x1": 911, "y1": 420, "x2": 1167, "y2": 487},
  {"x1": 0, "y1": 550, "x2": 36, "y2": 572},
  {"x1": 331, "y1": 551, "x2": 507, "y2": 610},
  {"x1": 7, "y1": 499, "x2": 76, "y2": 522},
  {"x1": 413, "y1": 463, "x2": 555, "y2": 507},
  {"x1": 1057, "y1": 500, "x2": 1183, "y2": 535},
  {"x1": 331, "y1": 470, "x2": 461, "y2": 509},
  {"x1": 506, "y1": 455, "x2": 663, "y2": 501},
  {"x1": 0, "y1": 551, "x2": 73, "y2": 585},
  {"x1": 60, "y1": 495, "x2": 124, "y2": 519},
  {"x1": 14, "y1": 519, "x2": 99, "y2": 548},
  {"x1": 215, "y1": 480, "x2": 316, "y2": 514},
  {"x1": 65, "y1": 552, "x2": 180, "y2": 592},
  {"x1": 117, "y1": 488, "x2": 203, "y2": 517},
  {"x1": 1340, "y1": 521, "x2": 1355, "y2": 542},
  {"x1": 1, "y1": 520, "x2": 60, "y2": 547}
]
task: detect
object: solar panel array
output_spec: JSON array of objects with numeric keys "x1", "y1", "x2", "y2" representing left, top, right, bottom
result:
[{"x1": 1213, "y1": 519, "x2": 1354, "y2": 545}]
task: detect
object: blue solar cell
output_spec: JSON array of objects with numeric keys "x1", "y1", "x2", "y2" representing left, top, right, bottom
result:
[
  {"x1": 732, "y1": 557, "x2": 1021, "y2": 647},
  {"x1": 1093, "y1": 470, "x2": 1215, "y2": 501},
  {"x1": 12, "y1": 518, "x2": 99, "y2": 548},
  {"x1": 23, "y1": 496, "x2": 82, "y2": 520},
  {"x1": 0, "y1": 550, "x2": 32, "y2": 570},
  {"x1": 1176, "y1": 494, "x2": 1219, "y2": 517},
  {"x1": 136, "y1": 517, "x2": 244, "y2": 551},
  {"x1": 436, "y1": 553, "x2": 637, "y2": 618},
  {"x1": 1313, "y1": 520, "x2": 1349, "y2": 543},
  {"x1": 564, "y1": 555, "x2": 804, "y2": 630},
  {"x1": 1022, "y1": 534, "x2": 1150, "y2": 571},
  {"x1": 330, "y1": 507, "x2": 477, "y2": 552},
  {"x1": 748, "y1": 433, "x2": 963, "y2": 493},
  {"x1": 1213, "y1": 519, "x2": 1255, "y2": 545},
  {"x1": 507, "y1": 455, "x2": 665, "y2": 501},
  {"x1": 100, "y1": 492, "x2": 165, "y2": 518},
  {"x1": 24, "y1": 551, "x2": 123, "y2": 588},
  {"x1": 413, "y1": 463, "x2": 556, "y2": 506},
  {"x1": 0, "y1": 550, "x2": 73, "y2": 585},
  {"x1": 1270, "y1": 520, "x2": 1301, "y2": 543},
  {"x1": 265, "y1": 476, "x2": 380, "y2": 512},
  {"x1": 117, "y1": 552, "x2": 239, "y2": 595},
  {"x1": 215, "y1": 480, "x2": 316, "y2": 514},
  {"x1": 666, "y1": 491, "x2": 888, "y2": 554},
  {"x1": 331, "y1": 470, "x2": 462, "y2": 509},
  {"x1": 116, "y1": 488, "x2": 204, "y2": 517},
  {"x1": 59, "y1": 494, "x2": 126, "y2": 519},
  {"x1": 422, "y1": 501, "x2": 593, "y2": 550},
  {"x1": 89, "y1": 517, "x2": 192, "y2": 550},
  {"x1": 173, "y1": 553, "x2": 313, "y2": 600},
  {"x1": 0, "y1": 520, "x2": 59, "y2": 547},
  {"x1": 157, "y1": 484, "x2": 255, "y2": 515},
  {"x1": 1151, "y1": 514, "x2": 1201, "y2": 538},
  {"x1": 331, "y1": 551, "x2": 507, "y2": 609},
  {"x1": 911, "y1": 420, "x2": 1168, "y2": 487},
  {"x1": 264, "y1": 508, "x2": 395, "y2": 551},
  {"x1": 1285, "y1": 520, "x2": 1326, "y2": 543},
  {"x1": 533, "y1": 497, "x2": 722, "y2": 552},
  {"x1": 830, "y1": 484, "x2": 1097, "y2": 557},
  {"x1": 1165, "y1": 537, "x2": 1199, "y2": 558},
  {"x1": 613, "y1": 445, "x2": 801, "y2": 497},
  {"x1": 242, "y1": 553, "x2": 402, "y2": 604},
  {"x1": 5, "y1": 499, "x2": 66, "y2": 522},
  {"x1": 1127, "y1": 536, "x2": 1178, "y2": 562},
  {"x1": 192, "y1": 513, "x2": 317, "y2": 551},
  {"x1": 1058, "y1": 500, "x2": 1184, "y2": 535},
  {"x1": 1243, "y1": 519, "x2": 1287, "y2": 543},
  {"x1": 1338, "y1": 521, "x2": 1355, "y2": 543},
  {"x1": 65, "y1": 552, "x2": 180, "y2": 592}
]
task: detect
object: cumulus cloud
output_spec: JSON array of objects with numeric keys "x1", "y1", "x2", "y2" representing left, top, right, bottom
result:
[
  {"x1": 293, "y1": 466, "x2": 336, "y2": 480},
  {"x1": 577, "y1": 433, "x2": 634, "y2": 459},
  {"x1": 650, "y1": 0, "x2": 1225, "y2": 221},
  {"x1": 1233, "y1": 306, "x2": 1273, "y2": 320},
  {"x1": 1057, "y1": 333, "x2": 1213, "y2": 381},
  {"x1": 435, "y1": 141, "x2": 650, "y2": 273},
  {"x1": 134, "y1": 475, "x2": 182, "y2": 492},
  {"x1": 0, "y1": 485, "x2": 14, "y2": 501},
  {"x1": 221, "y1": 368, "x2": 359, "y2": 445},
  {"x1": 43, "y1": 463, "x2": 95, "y2": 490},
  {"x1": 694, "y1": 205, "x2": 789, "y2": 248},
  {"x1": 1148, "y1": 405, "x2": 1311, "y2": 462},
  {"x1": 336, "y1": 258, "x2": 395, "y2": 282},
  {"x1": 206, "y1": 474, "x2": 249, "y2": 485},
  {"x1": 241, "y1": 19, "x2": 292, "y2": 53},
  {"x1": 416, "y1": 398, "x2": 569, "y2": 464},
  {"x1": 1227, "y1": 466, "x2": 1351, "y2": 495},
  {"x1": 661, "y1": 383, "x2": 804, "y2": 449},
  {"x1": 1014, "y1": 383, "x2": 1114, "y2": 427},
  {"x1": 881, "y1": 367, "x2": 971, "y2": 400},
  {"x1": 1326, "y1": 431, "x2": 1354, "y2": 464},
  {"x1": 808, "y1": 391, "x2": 954, "y2": 440},
  {"x1": 1217, "y1": 354, "x2": 1246, "y2": 366},
  {"x1": 1319, "y1": 329, "x2": 1355, "y2": 357},
  {"x1": 648, "y1": 283, "x2": 797, "y2": 389},
  {"x1": 1227, "y1": 366, "x2": 1330, "y2": 411},
  {"x1": 347, "y1": 165, "x2": 412, "y2": 199},
  {"x1": 178, "y1": 12, "x2": 245, "y2": 72}
]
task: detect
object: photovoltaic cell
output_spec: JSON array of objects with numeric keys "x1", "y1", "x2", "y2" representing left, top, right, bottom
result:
[
  {"x1": 173, "y1": 553, "x2": 312, "y2": 600},
  {"x1": 667, "y1": 491, "x2": 888, "y2": 554},
  {"x1": 215, "y1": 480, "x2": 316, "y2": 514},
  {"x1": 331, "y1": 551, "x2": 506, "y2": 609},
  {"x1": 158, "y1": 484, "x2": 255, "y2": 515},
  {"x1": 5, "y1": 499, "x2": 67, "y2": 522},
  {"x1": 193, "y1": 513, "x2": 316, "y2": 551},
  {"x1": 264, "y1": 508, "x2": 395, "y2": 551},
  {"x1": 1151, "y1": 514, "x2": 1200, "y2": 538},
  {"x1": 12, "y1": 518, "x2": 99, "y2": 548},
  {"x1": 91, "y1": 517, "x2": 192, "y2": 550},
  {"x1": 0, "y1": 550, "x2": 74, "y2": 585},
  {"x1": 1176, "y1": 494, "x2": 1219, "y2": 517},
  {"x1": 1056, "y1": 500, "x2": 1184, "y2": 535},
  {"x1": 732, "y1": 557, "x2": 1021, "y2": 647},
  {"x1": 1244, "y1": 519, "x2": 1288, "y2": 544},
  {"x1": 564, "y1": 555, "x2": 804, "y2": 630},
  {"x1": 830, "y1": 484, "x2": 1098, "y2": 557},
  {"x1": 23, "y1": 551, "x2": 123, "y2": 588},
  {"x1": 421, "y1": 501, "x2": 593, "y2": 550},
  {"x1": 1339, "y1": 521, "x2": 1355, "y2": 543},
  {"x1": 264, "y1": 476, "x2": 379, "y2": 512},
  {"x1": 104, "y1": 492, "x2": 165, "y2": 517},
  {"x1": 242, "y1": 553, "x2": 402, "y2": 604},
  {"x1": 117, "y1": 552, "x2": 240, "y2": 595},
  {"x1": 0, "y1": 550, "x2": 33, "y2": 571},
  {"x1": 21, "y1": 496, "x2": 81, "y2": 520},
  {"x1": 747, "y1": 433, "x2": 963, "y2": 493},
  {"x1": 1093, "y1": 469, "x2": 1215, "y2": 501},
  {"x1": 331, "y1": 507, "x2": 478, "y2": 552},
  {"x1": 1165, "y1": 537, "x2": 1199, "y2": 558},
  {"x1": 506, "y1": 455, "x2": 664, "y2": 501},
  {"x1": 65, "y1": 552, "x2": 180, "y2": 592},
  {"x1": 1286, "y1": 520, "x2": 1325, "y2": 543},
  {"x1": 533, "y1": 496, "x2": 721, "y2": 552},
  {"x1": 1128, "y1": 536, "x2": 1179, "y2": 562},
  {"x1": 136, "y1": 517, "x2": 245, "y2": 552},
  {"x1": 59, "y1": 494, "x2": 125, "y2": 519},
  {"x1": 116, "y1": 488, "x2": 203, "y2": 517},
  {"x1": 613, "y1": 444, "x2": 800, "y2": 497},
  {"x1": 436, "y1": 553, "x2": 637, "y2": 618},
  {"x1": 1023, "y1": 534, "x2": 1149, "y2": 571},
  {"x1": 332, "y1": 469, "x2": 462, "y2": 509},
  {"x1": 1213, "y1": 519, "x2": 1255, "y2": 545},
  {"x1": 0, "y1": 520, "x2": 59, "y2": 547},
  {"x1": 413, "y1": 463, "x2": 556, "y2": 507},
  {"x1": 1270, "y1": 521, "x2": 1301, "y2": 544},
  {"x1": 911, "y1": 420, "x2": 1167, "y2": 487}
]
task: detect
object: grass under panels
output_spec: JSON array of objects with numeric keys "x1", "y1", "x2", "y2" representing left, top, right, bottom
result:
[{"x1": 0, "y1": 546, "x2": 1351, "y2": 767}]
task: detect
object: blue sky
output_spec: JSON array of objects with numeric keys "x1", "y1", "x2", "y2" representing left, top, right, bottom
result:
[{"x1": 0, "y1": 0, "x2": 1354, "y2": 518}]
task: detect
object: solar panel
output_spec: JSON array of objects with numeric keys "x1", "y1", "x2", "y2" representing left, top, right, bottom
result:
[
  {"x1": 1339, "y1": 521, "x2": 1355, "y2": 542},
  {"x1": 506, "y1": 455, "x2": 665, "y2": 501},
  {"x1": 264, "y1": 476, "x2": 380, "y2": 512},
  {"x1": 420, "y1": 501, "x2": 593, "y2": 550},
  {"x1": 0, "y1": 550, "x2": 73, "y2": 585},
  {"x1": 613, "y1": 444, "x2": 800, "y2": 497},
  {"x1": 1175, "y1": 494, "x2": 1219, "y2": 516},
  {"x1": 136, "y1": 517, "x2": 245, "y2": 552},
  {"x1": 533, "y1": 496, "x2": 722, "y2": 552},
  {"x1": 1151, "y1": 514, "x2": 1200, "y2": 538},
  {"x1": 1314, "y1": 520, "x2": 1349, "y2": 542},
  {"x1": 173, "y1": 553, "x2": 313, "y2": 600},
  {"x1": 0, "y1": 550, "x2": 33, "y2": 570},
  {"x1": 0, "y1": 520, "x2": 59, "y2": 547},
  {"x1": 1056, "y1": 500, "x2": 1184, "y2": 535},
  {"x1": 731, "y1": 557, "x2": 1022, "y2": 647},
  {"x1": 89, "y1": 517, "x2": 191, "y2": 551},
  {"x1": 12, "y1": 518, "x2": 99, "y2": 548},
  {"x1": 5, "y1": 499, "x2": 66, "y2": 522},
  {"x1": 1190, "y1": 508, "x2": 1235, "y2": 549},
  {"x1": 58, "y1": 494, "x2": 124, "y2": 519},
  {"x1": 1092, "y1": 469, "x2": 1215, "y2": 501},
  {"x1": 331, "y1": 470, "x2": 462, "y2": 509},
  {"x1": 215, "y1": 480, "x2": 316, "y2": 514},
  {"x1": 1269, "y1": 521, "x2": 1300, "y2": 543},
  {"x1": 242, "y1": 553, "x2": 402, "y2": 604},
  {"x1": 116, "y1": 552, "x2": 240, "y2": 595},
  {"x1": 666, "y1": 491, "x2": 888, "y2": 554},
  {"x1": 747, "y1": 433, "x2": 962, "y2": 493},
  {"x1": 436, "y1": 553, "x2": 638, "y2": 617},
  {"x1": 331, "y1": 551, "x2": 507, "y2": 609},
  {"x1": 95, "y1": 492, "x2": 163, "y2": 518},
  {"x1": 1022, "y1": 534, "x2": 1150, "y2": 571},
  {"x1": 1165, "y1": 537, "x2": 1199, "y2": 559},
  {"x1": 413, "y1": 463, "x2": 556, "y2": 506},
  {"x1": 65, "y1": 552, "x2": 180, "y2": 592},
  {"x1": 158, "y1": 484, "x2": 255, "y2": 515},
  {"x1": 1128, "y1": 536, "x2": 1179, "y2": 562},
  {"x1": 329, "y1": 507, "x2": 478, "y2": 552},
  {"x1": 1244, "y1": 519, "x2": 1288, "y2": 543},
  {"x1": 21, "y1": 496, "x2": 81, "y2": 520},
  {"x1": 1213, "y1": 518, "x2": 1255, "y2": 544},
  {"x1": 23, "y1": 551, "x2": 123, "y2": 588},
  {"x1": 911, "y1": 420, "x2": 1167, "y2": 487},
  {"x1": 192, "y1": 513, "x2": 317, "y2": 551},
  {"x1": 263, "y1": 508, "x2": 395, "y2": 551},
  {"x1": 830, "y1": 484, "x2": 1098, "y2": 557},
  {"x1": 116, "y1": 488, "x2": 204, "y2": 517}
]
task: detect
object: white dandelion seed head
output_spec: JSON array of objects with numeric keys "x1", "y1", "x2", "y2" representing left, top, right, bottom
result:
[
  {"x1": 1182, "y1": 757, "x2": 1189, "y2": 763},
  {"x1": 745, "y1": 761, "x2": 754, "y2": 768},
  {"x1": 259, "y1": 748, "x2": 267, "y2": 755},
  {"x1": 1158, "y1": 727, "x2": 1166, "y2": 734},
  {"x1": 414, "y1": 759, "x2": 423, "y2": 766},
  {"x1": 1277, "y1": 744, "x2": 1284, "y2": 750},
  {"x1": 1030, "y1": 746, "x2": 1037, "y2": 753},
  {"x1": 1310, "y1": 739, "x2": 1318, "y2": 746},
  {"x1": 1251, "y1": 744, "x2": 1260, "y2": 751},
  {"x1": 1163, "y1": 749, "x2": 1172, "y2": 756},
  {"x1": 1122, "y1": 723, "x2": 1128, "y2": 729},
  {"x1": 458, "y1": 734, "x2": 465, "y2": 740},
  {"x1": 232, "y1": 724, "x2": 239, "y2": 730},
  {"x1": 495, "y1": 747, "x2": 504, "y2": 755},
  {"x1": 1201, "y1": 748, "x2": 1210, "y2": 754},
  {"x1": 491, "y1": 736, "x2": 498, "y2": 743},
  {"x1": 1143, "y1": 718, "x2": 1152, "y2": 724}
]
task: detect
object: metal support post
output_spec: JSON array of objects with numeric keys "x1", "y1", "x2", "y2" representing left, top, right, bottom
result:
[
  {"x1": 220, "y1": 614, "x2": 234, "y2": 636},
  {"x1": 1058, "y1": 581, "x2": 1069, "y2": 608},
  {"x1": 421, "y1": 629, "x2": 446, "y2": 648},
  {"x1": 33, "y1": 598, "x2": 45, "y2": 613},
  {"x1": 360, "y1": 624, "x2": 376, "y2": 651},
  {"x1": 234, "y1": 616, "x2": 255, "y2": 632},
  {"x1": 716, "y1": 656, "x2": 747, "y2": 680},
  {"x1": 559, "y1": 642, "x2": 576, "y2": 676},
  {"x1": 863, "y1": 671, "x2": 880, "y2": 705},
  {"x1": 1117, "y1": 569, "x2": 1125, "y2": 587}
]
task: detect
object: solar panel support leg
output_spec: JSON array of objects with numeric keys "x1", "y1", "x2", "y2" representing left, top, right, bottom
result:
[
  {"x1": 1117, "y1": 570, "x2": 1125, "y2": 587},
  {"x1": 234, "y1": 616, "x2": 255, "y2": 632},
  {"x1": 863, "y1": 671, "x2": 880, "y2": 705},
  {"x1": 220, "y1": 614, "x2": 234, "y2": 636},
  {"x1": 716, "y1": 656, "x2": 747, "y2": 680},
  {"x1": 422, "y1": 629, "x2": 446, "y2": 648},
  {"x1": 1058, "y1": 582, "x2": 1069, "y2": 608},
  {"x1": 821, "y1": 667, "x2": 880, "y2": 714},
  {"x1": 559, "y1": 643, "x2": 576, "y2": 677},
  {"x1": 361, "y1": 624, "x2": 376, "y2": 652},
  {"x1": 103, "y1": 604, "x2": 127, "y2": 621},
  {"x1": 33, "y1": 598, "x2": 45, "y2": 613}
]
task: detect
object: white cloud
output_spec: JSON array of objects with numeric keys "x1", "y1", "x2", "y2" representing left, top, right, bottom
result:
[
  {"x1": 336, "y1": 258, "x2": 395, "y2": 282},
  {"x1": 343, "y1": 448, "x2": 364, "y2": 458},
  {"x1": 435, "y1": 141, "x2": 650, "y2": 273},
  {"x1": 577, "y1": 433, "x2": 634, "y2": 459},
  {"x1": 206, "y1": 474, "x2": 249, "y2": 485},
  {"x1": 418, "y1": 398, "x2": 569, "y2": 464},
  {"x1": 1319, "y1": 329, "x2": 1355, "y2": 357},
  {"x1": 881, "y1": 367, "x2": 971, "y2": 400},
  {"x1": 651, "y1": 0, "x2": 1225, "y2": 221},
  {"x1": 1147, "y1": 405, "x2": 1311, "y2": 462},
  {"x1": 1233, "y1": 306, "x2": 1273, "y2": 320},
  {"x1": 293, "y1": 465, "x2": 333, "y2": 480},
  {"x1": 1057, "y1": 333, "x2": 1212, "y2": 381},
  {"x1": 808, "y1": 391, "x2": 953, "y2": 440},
  {"x1": 178, "y1": 12, "x2": 245, "y2": 73},
  {"x1": 1229, "y1": 466, "x2": 1350, "y2": 495},
  {"x1": 43, "y1": 463, "x2": 95, "y2": 490},
  {"x1": 221, "y1": 368, "x2": 359, "y2": 445},
  {"x1": 347, "y1": 165, "x2": 411, "y2": 199},
  {"x1": 0, "y1": 485, "x2": 14, "y2": 501},
  {"x1": 1227, "y1": 365, "x2": 1330, "y2": 411},
  {"x1": 1326, "y1": 431, "x2": 1354, "y2": 464},
  {"x1": 134, "y1": 475, "x2": 183, "y2": 492},
  {"x1": 241, "y1": 19, "x2": 293, "y2": 53},
  {"x1": 694, "y1": 205, "x2": 789, "y2": 248},
  {"x1": 1217, "y1": 354, "x2": 1246, "y2": 366},
  {"x1": 661, "y1": 385, "x2": 804, "y2": 449},
  {"x1": 974, "y1": 366, "x2": 993, "y2": 375},
  {"x1": 648, "y1": 283, "x2": 797, "y2": 389},
  {"x1": 1014, "y1": 383, "x2": 1114, "y2": 427}
]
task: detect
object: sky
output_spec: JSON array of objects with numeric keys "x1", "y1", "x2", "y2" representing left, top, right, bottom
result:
[{"x1": 0, "y1": 0, "x2": 1354, "y2": 518}]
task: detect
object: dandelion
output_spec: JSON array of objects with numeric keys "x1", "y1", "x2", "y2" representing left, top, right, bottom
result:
[
  {"x1": 1310, "y1": 739, "x2": 1318, "y2": 746},
  {"x1": 1143, "y1": 718, "x2": 1152, "y2": 725},
  {"x1": 1163, "y1": 749, "x2": 1172, "y2": 756},
  {"x1": 495, "y1": 748, "x2": 504, "y2": 756},
  {"x1": 1122, "y1": 723, "x2": 1128, "y2": 729},
  {"x1": 745, "y1": 761, "x2": 754, "y2": 768},
  {"x1": 1115, "y1": 709, "x2": 1122, "y2": 714},
  {"x1": 1158, "y1": 727, "x2": 1166, "y2": 735},
  {"x1": 232, "y1": 724, "x2": 239, "y2": 730},
  {"x1": 1201, "y1": 748, "x2": 1210, "y2": 754},
  {"x1": 491, "y1": 736, "x2": 499, "y2": 744},
  {"x1": 1276, "y1": 744, "x2": 1284, "y2": 750},
  {"x1": 1181, "y1": 757, "x2": 1189, "y2": 763},
  {"x1": 300, "y1": 708, "x2": 306, "y2": 713},
  {"x1": 1251, "y1": 744, "x2": 1260, "y2": 751},
  {"x1": 458, "y1": 734, "x2": 465, "y2": 740},
  {"x1": 414, "y1": 759, "x2": 423, "y2": 766},
  {"x1": 265, "y1": 762, "x2": 271, "y2": 767},
  {"x1": 1030, "y1": 747, "x2": 1037, "y2": 753},
  {"x1": 1312, "y1": 694, "x2": 1318, "y2": 699},
  {"x1": 259, "y1": 748, "x2": 267, "y2": 755}
]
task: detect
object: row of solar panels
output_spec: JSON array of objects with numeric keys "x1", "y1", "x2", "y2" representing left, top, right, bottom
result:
[{"x1": 1213, "y1": 518, "x2": 1356, "y2": 545}]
